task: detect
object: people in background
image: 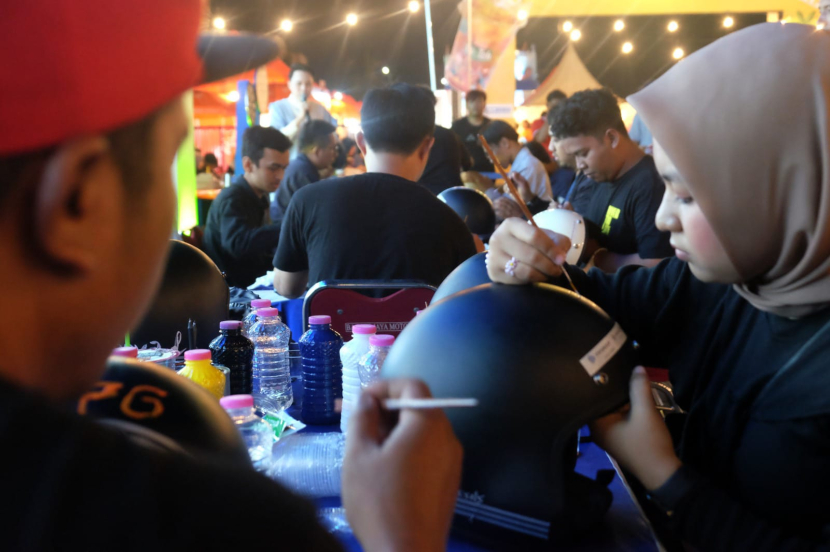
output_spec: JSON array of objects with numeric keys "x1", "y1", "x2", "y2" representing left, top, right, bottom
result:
[
  {"x1": 481, "y1": 119, "x2": 552, "y2": 220},
  {"x1": 0, "y1": 1, "x2": 462, "y2": 550},
  {"x1": 196, "y1": 152, "x2": 223, "y2": 190},
  {"x1": 547, "y1": 137, "x2": 579, "y2": 205},
  {"x1": 273, "y1": 83, "x2": 477, "y2": 299},
  {"x1": 548, "y1": 88, "x2": 672, "y2": 272},
  {"x1": 451, "y1": 89, "x2": 494, "y2": 173},
  {"x1": 419, "y1": 88, "x2": 467, "y2": 196},
  {"x1": 271, "y1": 120, "x2": 338, "y2": 225},
  {"x1": 268, "y1": 64, "x2": 336, "y2": 142},
  {"x1": 532, "y1": 89, "x2": 568, "y2": 148},
  {"x1": 629, "y1": 113, "x2": 653, "y2": 155},
  {"x1": 203, "y1": 126, "x2": 289, "y2": 288}
]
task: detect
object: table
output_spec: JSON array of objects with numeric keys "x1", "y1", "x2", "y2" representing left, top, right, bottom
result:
[{"x1": 284, "y1": 360, "x2": 659, "y2": 552}]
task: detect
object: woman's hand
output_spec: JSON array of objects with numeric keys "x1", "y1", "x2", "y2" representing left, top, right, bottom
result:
[
  {"x1": 590, "y1": 366, "x2": 682, "y2": 490},
  {"x1": 486, "y1": 218, "x2": 571, "y2": 284}
]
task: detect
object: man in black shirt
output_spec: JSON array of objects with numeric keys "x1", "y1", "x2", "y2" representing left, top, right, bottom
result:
[
  {"x1": 0, "y1": 2, "x2": 463, "y2": 550},
  {"x1": 273, "y1": 83, "x2": 477, "y2": 298},
  {"x1": 451, "y1": 89, "x2": 494, "y2": 173},
  {"x1": 548, "y1": 88, "x2": 673, "y2": 272},
  {"x1": 271, "y1": 119, "x2": 338, "y2": 225},
  {"x1": 204, "y1": 126, "x2": 290, "y2": 288},
  {"x1": 419, "y1": 125, "x2": 466, "y2": 195}
]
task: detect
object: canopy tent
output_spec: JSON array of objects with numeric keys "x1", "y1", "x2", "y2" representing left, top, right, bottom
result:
[{"x1": 522, "y1": 43, "x2": 603, "y2": 106}]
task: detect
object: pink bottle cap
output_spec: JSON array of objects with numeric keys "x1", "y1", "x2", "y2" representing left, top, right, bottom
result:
[
  {"x1": 257, "y1": 307, "x2": 280, "y2": 318},
  {"x1": 112, "y1": 346, "x2": 138, "y2": 358},
  {"x1": 219, "y1": 394, "x2": 255, "y2": 409},
  {"x1": 369, "y1": 334, "x2": 395, "y2": 347},
  {"x1": 250, "y1": 299, "x2": 271, "y2": 308},
  {"x1": 309, "y1": 315, "x2": 331, "y2": 325},
  {"x1": 184, "y1": 349, "x2": 211, "y2": 361},
  {"x1": 219, "y1": 320, "x2": 243, "y2": 330},
  {"x1": 352, "y1": 324, "x2": 377, "y2": 335}
]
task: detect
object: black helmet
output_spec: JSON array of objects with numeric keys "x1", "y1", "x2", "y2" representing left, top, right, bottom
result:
[
  {"x1": 438, "y1": 186, "x2": 496, "y2": 238},
  {"x1": 432, "y1": 251, "x2": 490, "y2": 303},
  {"x1": 77, "y1": 357, "x2": 250, "y2": 466},
  {"x1": 383, "y1": 283, "x2": 637, "y2": 548}
]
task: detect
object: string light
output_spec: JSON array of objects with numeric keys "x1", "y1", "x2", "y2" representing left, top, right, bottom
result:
[
  {"x1": 673, "y1": 47, "x2": 685, "y2": 60},
  {"x1": 668, "y1": 20, "x2": 679, "y2": 32},
  {"x1": 622, "y1": 41, "x2": 633, "y2": 54},
  {"x1": 212, "y1": 16, "x2": 226, "y2": 30},
  {"x1": 346, "y1": 13, "x2": 358, "y2": 26},
  {"x1": 518, "y1": 9, "x2": 528, "y2": 21},
  {"x1": 408, "y1": 1, "x2": 420, "y2": 13},
  {"x1": 562, "y1": 20, "x2": 573, "y2": 33},
  {"x1": 280, "y1": 19, "x2": 293, "y2": 32},
  {"x1": 614, "y1": 20, "x2": 625, "y2": 32},
  {"x1": 441, "y1": 77, "x2": 449, "y2": 85},
  {"x1": 224, "y1": 91, "x2": 240, "y2": 103},
  {"x1": 723, "y1": 16, "x2": 734, "y2": 28},
  {"x1": 382, "y1": 66, "x2": 390, "y2": 75},
  {"x1": 334, "y1": 91, "x2": 344, "y2": 101},
  {"x1": 570, "y1": 29, "x2": 581, "y2": 41}
]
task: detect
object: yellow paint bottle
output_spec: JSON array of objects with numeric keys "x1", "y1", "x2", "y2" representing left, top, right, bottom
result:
[{"x1": 179, "y1": 349, "x2": 226, "y2": 400}]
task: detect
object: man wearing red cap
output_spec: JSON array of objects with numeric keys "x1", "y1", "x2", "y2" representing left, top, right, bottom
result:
[{"x1": 0, "y1": 1, "x2": 461, "y2": 550}]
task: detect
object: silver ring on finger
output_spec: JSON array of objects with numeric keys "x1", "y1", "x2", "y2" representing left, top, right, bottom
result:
[{"x1": 504, "y1": 256, "x2": 519, "y2": 277}]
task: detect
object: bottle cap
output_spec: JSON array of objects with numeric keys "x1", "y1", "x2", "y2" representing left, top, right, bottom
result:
[
  {"x1": 219, "y1": 394, "x2": 255, "y2": 409},
  {"x1": 369, "y1": 334, "x2": 395, "y2": 347},
  {"x1": 219, "y1": 320, "x2": 243, "y2": 330},
  {"x1": 250, "y1": 299, "x2": 271, "y2": 308},
  {"x1": 184, "y1": 349, "x2": 211, "y2": 361},
  {"x1": 309, "y1": 315, "x2": 331, "y2": 325},
  {"x1": 352, "y1": 324, "x2": 376, "y2": 335},
  {"x1": 257, "y1": 307, "x2": 280, "y2": 318},
  {"x1": 111, "y1": 346, "x2": 138, "y2": 358}
]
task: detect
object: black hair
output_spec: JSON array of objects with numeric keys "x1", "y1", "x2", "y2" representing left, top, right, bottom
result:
[
  {"x1": 524, "y1": 140, "x2": 552, "y2": 164},
  {"x1": 203, "y1": 153, "x2": 218, "y2": 166},
  {"x1": 241, "y1": 126, "x2": 292, "y2": 165},
  {"x1": 360, "y1": 83, "x2": 435, "y2": 155},
  {"x1": 466, "y1": 90, "x2": 487, "y2": 103},
  {"x1": 547, "y1": 88, "x2": 628, "y2": 140},
  {"x1": 297, "y1": 120, "x2": 337, "y2": 153},
  {"x1": 289, "y1": 63, "x2": 315, "y2": 80},
  {"x1": 546, "y1": 90, "x2": 567, "y2": 103},
  {"x1": 481, "y1": 120, "x2": 519, "y2": 145}
]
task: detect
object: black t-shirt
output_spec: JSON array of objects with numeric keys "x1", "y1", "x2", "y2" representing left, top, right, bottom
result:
[
  {"x1": 0, "y1": 377, "x2": 342, "y2": 551},
  {"x1": 451, "y1": 117, "x2": 494, "y2": 173},
  {"x1": 203, "y1": 175, "x2": 279, "y2": 288},
  {"x1": 561, "y1": 259, "x2": 830, "y2": 550},
  {"x1": 273, "y1": 172, "x2": 477, "y2": 288},
  {"x1": 272, "y1": 153, "x2": 321, "y2": 226},
  {"x1": 569, "y1": 155, "x2": 672, "y2": 259},
  {"x1": 419, "y1": 126, "x2": 465, "y2": 196}
]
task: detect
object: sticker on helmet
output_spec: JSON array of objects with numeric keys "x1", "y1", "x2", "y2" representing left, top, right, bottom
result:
[{"x1": 579, "y1": 322, "x2": 627, "y2": 376}]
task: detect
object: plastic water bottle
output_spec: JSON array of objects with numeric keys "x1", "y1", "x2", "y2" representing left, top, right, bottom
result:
[
  {"x1": 219, "y1": 394, "x2": 274, "y2": 471},
  {"x1": 249, "y1": 307, "x2": 293, "y2": 413},
  {"x1": 358, "y1": 335, "x2": 395, "y2": 389},
  {"x1": 178, "y1": 349, "x2": 226, "y2": 400},
  {"x1": 268, "y1": 433, "x2": 345, "y2": 498},
  {"x1": 209, "y1": 320, "x2": 255, "y2": 395},
  {"x1": 243, "y1": 298, "x2": 273, "y2": 337},
  {"x1": 299, "y1": 315, "x2": 343, "y2": 425},
  {"x1": 339, "y1": 325, "x2": 376, "y2": 433}
]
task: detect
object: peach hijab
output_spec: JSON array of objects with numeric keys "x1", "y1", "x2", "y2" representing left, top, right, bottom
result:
[{"x1": 629, "y1": 23, "x2": 830, "y2": 318}]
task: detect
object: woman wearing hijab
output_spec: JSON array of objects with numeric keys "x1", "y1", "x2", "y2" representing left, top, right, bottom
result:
[{"x1": 486, "y1": 23, "x2": 830, "y2": 550}]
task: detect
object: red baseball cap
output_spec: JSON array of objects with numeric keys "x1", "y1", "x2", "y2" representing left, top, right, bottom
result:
[{"x1": 1, "y1": 0, "x2": 279, "y2": 155}]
